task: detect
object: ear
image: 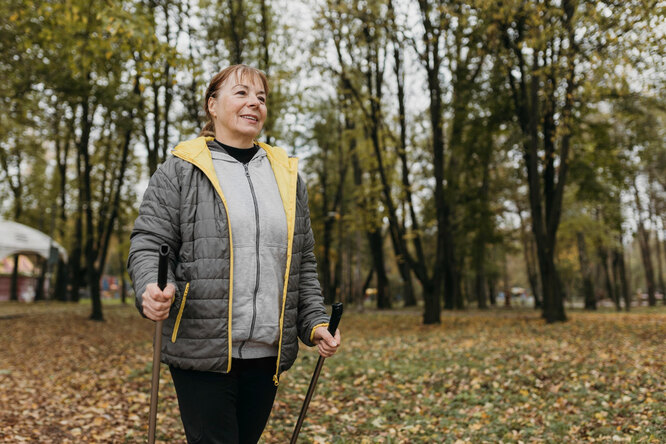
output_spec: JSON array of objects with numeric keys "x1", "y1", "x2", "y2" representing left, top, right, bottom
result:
[{"x1": 208, "y1": 96, "x2": 217, "y2": 117}]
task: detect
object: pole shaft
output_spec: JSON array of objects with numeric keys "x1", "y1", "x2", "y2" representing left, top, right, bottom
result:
[
  {"x1": 290, "y1": 356, "x2": 325, "y2": 444},
  {"x1": 290, "y1": 302, "x2": 343, "y2": 443},
  {"x1": 148, "y1": 244, "x2": 169, "y2": 444},
  {"x1": 148, "y1": 320, "x2": 163, "y2": 444}
]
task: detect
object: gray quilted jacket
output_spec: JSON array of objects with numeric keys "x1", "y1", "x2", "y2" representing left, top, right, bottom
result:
[{"x1": 127, "y1": 137, "x2": 329, "y2": 385}]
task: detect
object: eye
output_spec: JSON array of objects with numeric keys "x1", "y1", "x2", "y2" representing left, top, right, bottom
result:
[
  {"x1": 235, "y1": 90, "x2": 246, "y2": 95},
  {"x1": 258, "y1": 96, "x2": 266, "y2": 103}
]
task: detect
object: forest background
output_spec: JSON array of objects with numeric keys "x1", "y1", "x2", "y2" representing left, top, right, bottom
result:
[{"x1": 1, "y1": 0, "x2": 665, "y2": 325}]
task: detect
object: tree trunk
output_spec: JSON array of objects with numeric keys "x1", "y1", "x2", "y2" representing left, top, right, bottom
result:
[
  {"x1": 53, "y1": 257, "x2": 68, "y2": 302},
  {"x1": 368, "y1": 229, "x2": 391, "y2": 309},
  {"x1": 227, "y1": 0, "x2": 245, "y2": 64},
  {"x1": 69, "y1": 143, "x2": 84, "y2": 303},
  {"x1": 487, "y1": 277, "x2": 496, "y2": 306},
  {"x1": 321, "y1": 144, "x2": 333, "y2": 305},
  {"x1": 503, "y1": 11, "x2": 575, "y2": 323},
  {"x1": 2, "y1": 147, "x2": 22, "y2": 302},
  {"x1": 612, "y1": 244, "x2": 630, "y2": 311},
  {"x1": 655, "y1": 229, "x2": 665, "y2": 298},
  {"x1": 34, "y1": 256, "x2": 47, "y2": 302},
  {"x1": 10, "y1": 255, "x2": 19, "y2": 301},
  {"x1": 79, "y1": 100, "x2": 104, "y2": 321},
  {"x1": 503, "y1": 251, "x2": 511, "y2": 307},
  {"x1": 390, "y1": 15, "x2": 417, "y2": 308},
  {"x1": 347, "y1": 114, "x2": 390, "y2": 310},
  {"x1": 518, "y1": 209, "x2": 541, "y2": 308},
  {"x1": 538, "y1": 247, "x2": 567, "y2": 322},
  {"x1": 576, "y1": 232, "x2": 596, "y2": 310},
  {"x1": 443, "y1": 220, "x2": 463, "y2": 310},
  {"x1": 396, "y1": 262, "x2": 415, "y2": 307},
  {"x1": 597, "y1": 244, "x2": 619, "y2": 310},
  {"x1": 634, "y1": 182, "x2": 656, "y2": 306},
  {"x1": 422, "y1": 280, "x2": 440, "y2": 324},
  {"x1": 662, "y1": 216, "x2": 666, "y2": 305},
  {"x1": 649, "y1": 183, "x2": 665, "y2": 297},
  {"x1": 353, "y1": 231, "x2": 364, "y2": 310},
  {"x1": 473, "y1": 161, "x2": 492, "y2": 309},
  {"x1": 334, "y1": 191, "x2": 345, "y2": 305},
  {"x1": 474, "y1": 269, "x2": 487, "y2": 309}
]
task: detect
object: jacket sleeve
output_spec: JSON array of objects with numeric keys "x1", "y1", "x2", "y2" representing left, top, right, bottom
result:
[
  {"x1": 127, "y1": 158, "x2": 181, "y2": 317},
  {"x1": 295, "y1": 175, "x2": 330, "y2": 346}
]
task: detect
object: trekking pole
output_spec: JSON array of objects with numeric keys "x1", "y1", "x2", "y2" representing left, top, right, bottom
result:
[
  {"x1": 148, "y1": 244, "x2": 169, "y2": 444},
  {"x1": 290, "y1": 303, "x2": 343, "y2": 444}
]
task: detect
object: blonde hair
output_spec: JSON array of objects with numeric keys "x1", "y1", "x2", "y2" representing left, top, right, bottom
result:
[{"x1": 199, "y1": 65, "x2": 270, "y2": 137}]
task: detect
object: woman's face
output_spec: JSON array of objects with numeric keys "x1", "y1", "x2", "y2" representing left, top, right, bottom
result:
[{"x1": 208, "y1": 73, "x2": 267, "y2": 147}]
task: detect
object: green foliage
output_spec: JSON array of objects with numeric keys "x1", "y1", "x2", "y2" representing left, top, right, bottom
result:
[{"x1": 0, "y1": 0, "x2": 664, "y2": 315}]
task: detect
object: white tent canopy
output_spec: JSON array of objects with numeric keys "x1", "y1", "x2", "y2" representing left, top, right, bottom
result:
[{"x1": 0, "y1": 220, "x2": 68, "y2": 262}]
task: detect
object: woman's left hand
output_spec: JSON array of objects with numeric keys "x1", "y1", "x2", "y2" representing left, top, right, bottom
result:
[{"x1": 313, "y1": 327, "x2": 341, "y2": 358}]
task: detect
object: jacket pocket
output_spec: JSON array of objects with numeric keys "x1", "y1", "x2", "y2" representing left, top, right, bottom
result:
[{"x1": 171, "y1": 282, "x2": 190, "y2": 343}]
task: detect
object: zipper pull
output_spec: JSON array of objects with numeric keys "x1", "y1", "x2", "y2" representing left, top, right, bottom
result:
[{"x1": 244, "y1": 163, "x2": 250, "y2": 177}]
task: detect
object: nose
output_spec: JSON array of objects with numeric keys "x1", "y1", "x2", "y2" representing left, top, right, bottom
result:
[{"x1": 248, "y1": 93, "x2": 261, "y2": 107}]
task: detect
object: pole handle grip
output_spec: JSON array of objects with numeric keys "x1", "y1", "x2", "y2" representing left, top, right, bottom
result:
[
  {"x1": 157, "y1": 244, "x2": 169, "y2": 291},
  {"x1": 327, "y1": 302, "x2": 343, "y2": 335}
]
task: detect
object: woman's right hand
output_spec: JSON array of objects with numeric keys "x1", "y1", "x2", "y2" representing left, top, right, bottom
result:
[{"x1": 142, "y1": 283, "x2": 175, "y2": 321}]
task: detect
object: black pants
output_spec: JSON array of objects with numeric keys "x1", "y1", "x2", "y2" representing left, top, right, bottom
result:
[{"x1": 169, "y1": 357, "x2": 278, "y2": 444}]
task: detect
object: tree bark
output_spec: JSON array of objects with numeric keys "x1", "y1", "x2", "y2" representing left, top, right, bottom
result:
[
  {"x1": 77, "y1": 96, "x2": 104, "y2": 321},
  {"x1": 10, "y1": 255, "x2": 20, "y2": 302},
  {"x1": 226, "y1": 0, "x2": 245, "y2": 64},
  {"x1": 347, "y1": 111, "x2": 391, "y2": 310},
  {"x1": 369, "y1": 229, "x2": 391, "y2": 309},
  {"x1": 649, "y1": 180, "x2": 665, "y2": 297},
  {"x1": 34, "y1": 256, "x2": 47, "y2": 302},
  {"x1": 634, "y1": 181, "x2": 656, "y2": 306},
  {"x1": 69, "y1": 128, "x2": 84, "y2": 303},
  {"x1": 473, "y1": 160, "x2": 492, "y2": 309},
  {"x1": 321, "y1": 141, "x2": 333, "y2": 305},
  {"x1": 576, "y1": 232, "x2": 596, "y2": 310},
  {"x1": 1, "y1": 147, "x2": 23, "y2": 302},
  {"x1": 597, "y1": 244, "x2": 619, "y2": 310},
  {"x1": 390, "y1": 6, "x2": 417, "y2": 308},
  {"x1": 417, "y1": 0, "x2": 447, "y2": 323},
  {"x1": 502, "y1": 251, "x2": 511, "y2": 307},
  {"x1": 53, "y1": 257, "x2": 68, "y2": 302},
  {"x1": 518, "y1": 209, "x2": 541, "y2": 308},
  {"x1": 487, "y1": 276, "x2": 496, "y2": 306},
  {"x1": 611, "y1": 241, "x2": 630, "y2": 311}
]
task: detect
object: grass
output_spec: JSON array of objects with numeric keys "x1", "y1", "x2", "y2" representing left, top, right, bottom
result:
[{"x1": 0, "y1": 301, "x2": 664, "y2": 443}]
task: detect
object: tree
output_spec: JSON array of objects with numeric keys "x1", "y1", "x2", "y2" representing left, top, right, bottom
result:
[
  {"x1": 492, "y1": 0, "x2": 655, "y2": 321},
  {"x1": 25, "y1": 0, "x2": 155, "y2": 319}
]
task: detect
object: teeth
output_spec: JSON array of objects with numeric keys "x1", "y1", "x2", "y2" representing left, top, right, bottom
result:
[{"x1": 242, "y1": 115, "x2": 258, "y2": 122}]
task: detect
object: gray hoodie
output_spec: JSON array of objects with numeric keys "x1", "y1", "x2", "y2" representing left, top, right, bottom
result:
[{"x1": 209, "y1": 142, "x2": 287, "y2": 359}]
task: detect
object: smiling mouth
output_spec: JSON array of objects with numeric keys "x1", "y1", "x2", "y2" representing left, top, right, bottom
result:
[{"x1": 241, "y1": 115, "x2": 259, "y2": 122}]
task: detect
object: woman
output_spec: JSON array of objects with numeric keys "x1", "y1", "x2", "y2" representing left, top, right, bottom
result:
[{"x1": 128, "y1": 64, "x2": 341, "y2": 444}]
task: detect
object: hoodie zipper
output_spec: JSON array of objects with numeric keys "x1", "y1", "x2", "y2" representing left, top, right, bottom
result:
[{"x1": 237, "y1": 162, "x2": 261, "y2": 358}]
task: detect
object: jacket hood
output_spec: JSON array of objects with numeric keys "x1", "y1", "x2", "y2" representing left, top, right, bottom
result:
[
  {"x1": 173, "y1": 136, "x2": 294, "y2": 168},
  {"x1": 172, "y1": 137, "x2": 299, "y2": 215}
]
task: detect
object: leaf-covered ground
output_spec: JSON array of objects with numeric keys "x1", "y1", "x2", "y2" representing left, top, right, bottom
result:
[{"x1": 0, "y1": 302, "x2": 664, "y2": 443}]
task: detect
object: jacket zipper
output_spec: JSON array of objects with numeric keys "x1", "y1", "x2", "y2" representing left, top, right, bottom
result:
[{"x1": 237, "y1": 162, "x2": 261, "y2": 358}]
